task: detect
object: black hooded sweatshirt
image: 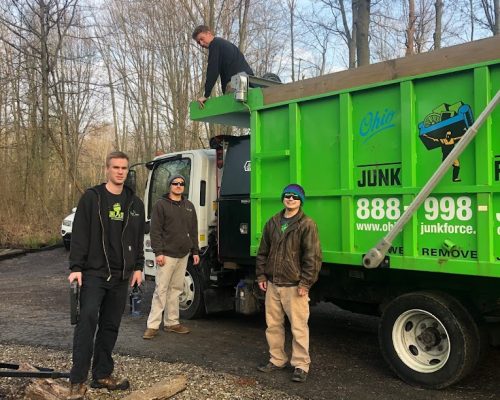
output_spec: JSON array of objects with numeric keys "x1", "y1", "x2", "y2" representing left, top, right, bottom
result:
[
  {"x1": 204, "y1": 37, "x2": 254, "y2": 98},
  {"x1": 69, "y1": 183, "x2": 145, "y2": 280}
]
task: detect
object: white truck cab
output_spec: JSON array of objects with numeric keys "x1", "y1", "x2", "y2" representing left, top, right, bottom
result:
[{"x1": 142, "y1": 149, "x2": 217, "y2": 279}]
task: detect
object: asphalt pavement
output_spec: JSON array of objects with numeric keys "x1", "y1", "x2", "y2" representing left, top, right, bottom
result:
[{"x1": 0, "y1": 248, "x2": 499, "y2": 400}]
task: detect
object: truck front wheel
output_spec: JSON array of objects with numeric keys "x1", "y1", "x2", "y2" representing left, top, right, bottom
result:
[
  {"x1": 179, "y1": 260, "x2": 205, "y2": 319},
  {"x1": 379, "y1": 291, "x2": 480, "y2": 389}
]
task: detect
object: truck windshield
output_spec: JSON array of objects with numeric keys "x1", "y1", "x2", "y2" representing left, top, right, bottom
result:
[{"x1": 148, "y1": 157, "x2": 191, "y2": 218}]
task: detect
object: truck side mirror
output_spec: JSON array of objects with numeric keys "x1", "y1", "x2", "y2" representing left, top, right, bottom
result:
[{"x1": 125, "y1": 169, "x2": 137, "y2": 192}]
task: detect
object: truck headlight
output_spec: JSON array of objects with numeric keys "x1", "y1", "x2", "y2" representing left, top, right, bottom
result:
[{"x1": 63, "y1": 219, "x2": 72, "y2": 227}]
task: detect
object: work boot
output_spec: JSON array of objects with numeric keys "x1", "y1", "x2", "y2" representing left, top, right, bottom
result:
[
  {"x1": 292, "y1": 367, "x2": 308, "y2": 382},
  {"x1": 67, "y1": 382, "x2": 87, "y2": 399},
  {"x1": 164, "y1": 324, "x2": 190, "y2": 334},
  {"x1": 257, "y1": 362, "x2": 287, "y2": 373},
  {"x1": 143, "y1": 328, "x2": 159, "y2": 339},
  {"x1": 90, "y1": 375, "x2": 130, "y2": 390}
]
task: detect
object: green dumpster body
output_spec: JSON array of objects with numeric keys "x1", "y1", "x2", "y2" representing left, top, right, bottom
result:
[
  {"x1": 190, "y1": 38, "x2": 500, "y2": 388},
  {"x1": 191, "y1": 37, "x2": 500, "y2": 280}
]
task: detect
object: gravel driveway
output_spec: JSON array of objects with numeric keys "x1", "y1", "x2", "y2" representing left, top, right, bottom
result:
[{"x1": 1, "y1": 248, "x2": 500, "y2": 399}]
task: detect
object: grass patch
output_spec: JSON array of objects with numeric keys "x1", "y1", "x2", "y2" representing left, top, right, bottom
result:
[{"x1": 0, "y1": 214, "x2": 61, "y2": 249}]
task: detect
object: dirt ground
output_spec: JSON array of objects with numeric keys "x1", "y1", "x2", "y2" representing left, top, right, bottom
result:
[{"x1": 1, "y1": 247, "x2": 500, "y2": 400}]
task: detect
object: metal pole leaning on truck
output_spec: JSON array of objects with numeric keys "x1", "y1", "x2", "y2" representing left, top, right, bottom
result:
[{"x1": 363, "y1": 89, "x2": 500, "y2": 269}]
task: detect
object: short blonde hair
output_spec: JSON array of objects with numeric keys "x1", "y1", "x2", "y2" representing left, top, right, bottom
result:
[{"x1": 106, "y1": 151, "x2": 129, "y2": 167}]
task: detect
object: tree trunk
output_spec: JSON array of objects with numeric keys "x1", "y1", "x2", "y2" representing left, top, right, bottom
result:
[
  {"x1": 406, "y1": 0, "x2": 415, "y2": 55},
  {"x1": 39, "y1": 0, "x2": 50, "y2": 204},
  {"x1": 434, "y1": 0, "x2": 443, "y2": 49},
  {"x1": 355, "y1": 0, "x2": 371, "y2": 66},
  {"x1": 288, "y1": 0, "x2": 296, "y2": 81},
  {"x1": 495, "y1": 0, "x2": 500, "y2": 35}
]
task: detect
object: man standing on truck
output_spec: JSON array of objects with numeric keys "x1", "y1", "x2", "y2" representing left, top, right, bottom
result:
[
  {"x1": 143, "y1": 175, "x2": 200, "y2": 339},
  {"x1": 67, "y1": 151, "x2": 145, "y2": 399},
  {"x1": 256, "y1": 184, "x2": 322, "y2": 383},
  {"x1": 192, "y1": 25, "x2": 253, "y2": 109}
]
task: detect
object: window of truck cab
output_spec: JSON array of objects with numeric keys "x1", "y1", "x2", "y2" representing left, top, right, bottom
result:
[{"x1": 148, "y1": 156, "x2": 191, "y2": 219}]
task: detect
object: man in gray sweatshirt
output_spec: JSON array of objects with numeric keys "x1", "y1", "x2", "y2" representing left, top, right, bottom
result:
[{"x1": 143, "y1": 175, "x2": 199, "y2": 338}]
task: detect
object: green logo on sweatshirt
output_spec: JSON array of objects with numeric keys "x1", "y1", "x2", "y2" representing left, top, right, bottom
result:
[{"x1": 109, "y1": 203, "x2": 124, "y2": 221}]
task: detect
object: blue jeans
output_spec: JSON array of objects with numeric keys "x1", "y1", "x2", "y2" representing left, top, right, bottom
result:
[{"x1": 70, "y1": 274, "x2": 129, "y2": 383}]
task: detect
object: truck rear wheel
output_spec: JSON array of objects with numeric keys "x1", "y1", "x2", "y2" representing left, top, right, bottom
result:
[
  {"x1": 179, "y1": 260, "x2": 205, "y2": 319},
  {"x1": 379, "y1": 291, "x2": 480, "y2": 389}
]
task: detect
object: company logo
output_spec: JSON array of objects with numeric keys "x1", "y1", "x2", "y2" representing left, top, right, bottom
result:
[
  {"x1": 109, "y1": 203, "x2": 124, "y2": 221},
  {"x1": 244, "y1": 161, "x2": 251, "y2": 172},
  {"x1": 418, "y1": 101, "x2": 474, "y2": 183},
  {"x1": 359, "y1": 108, "x2": 396, "y2": 143}
]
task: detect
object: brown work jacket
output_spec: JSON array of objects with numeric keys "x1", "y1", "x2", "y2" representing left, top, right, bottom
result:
[{"x1": 256, "y1": 209, "x2": 322, "y2": 290}]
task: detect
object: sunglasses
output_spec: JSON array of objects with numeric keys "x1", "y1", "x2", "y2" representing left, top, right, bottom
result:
[
  {"x1": 283, "y1": 193, "x2": 300, "y2": 200},
  {"x1": 171, "y1": 181, "x2": 185, "y2": 187}
]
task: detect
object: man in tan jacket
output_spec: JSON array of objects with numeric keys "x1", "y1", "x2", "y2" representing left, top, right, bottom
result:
[{"x1": 256, "y1": 184, "x2": 322, "y2": 383}]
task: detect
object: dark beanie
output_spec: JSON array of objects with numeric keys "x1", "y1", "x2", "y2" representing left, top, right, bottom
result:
[
  {"x1": 281, "y1": 183, "x2": 305, "y2": 203},
  {"x1": 168, "y1": 174, "x2": 186, "y2": 188}
]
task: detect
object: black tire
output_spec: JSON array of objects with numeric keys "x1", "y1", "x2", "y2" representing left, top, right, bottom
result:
[
  {"x1": 179, "y1": 260, "x2": 206, "y2": 320},
  {"x1": 63, "y1": 238, "x2": 71, "y2": 251},
  {"x1": 379, "y1": 291, "x2": 481, "y2": 389}
]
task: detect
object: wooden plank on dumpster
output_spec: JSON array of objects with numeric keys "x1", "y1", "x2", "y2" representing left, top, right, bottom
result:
[
  {"x1": 262, "y1": 36, "x2": 500, "y2": 105},
  {"x1": 122, "y1": 375, "x2": 187, "y2": 400}
]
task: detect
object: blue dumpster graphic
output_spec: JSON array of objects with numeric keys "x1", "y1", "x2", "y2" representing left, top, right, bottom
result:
[{"x1": 418, "y1": 102, "x2": 474, "y2": 182}]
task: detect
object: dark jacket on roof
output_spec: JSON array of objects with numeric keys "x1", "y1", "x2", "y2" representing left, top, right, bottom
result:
[{"x1": 204, "y1": 37, "x2": 254, "y2": 98}]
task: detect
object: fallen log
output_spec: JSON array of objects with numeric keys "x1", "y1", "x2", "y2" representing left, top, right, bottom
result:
[
  {"x1": 25, "y1": 378, "x2": 70, "y2": 400},
  {"x1": 20, "y1": 363, "x2": 70, "y2": 400},
  {"x1": 122, "y1": 375, "x2": 187, "y2": 400}
]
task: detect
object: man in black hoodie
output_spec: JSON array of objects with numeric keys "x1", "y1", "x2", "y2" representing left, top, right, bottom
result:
[
  {"x1": 143, "y1": 174, "x2": 199, "y2": 339},
  {"x1": 67, "y1": 151, "x2": 145, "y2": 399},
  {"x1": 192, "y1": 25, "x2": 253, "y2": 108}
]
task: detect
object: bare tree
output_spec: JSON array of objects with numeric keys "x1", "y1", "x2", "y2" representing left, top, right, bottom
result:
[
  {"x1": 0, "y1": 0, "x2": 77, "y2": 203},
  {"x1": 434, "y1": 0, "x2": 443, "y2": 48},
  {"x1": 286, "y1": 0, "x2": 297, "y2": 81},
  {"x1": 355, "y1": 0, "x2": 371, "y2": 66},
  {"x1": 406, "y1": 0, "x2": 416, "y2": 55},
  {"x1": 479, "y1": 0, "x2": 500, "y2": 35}
]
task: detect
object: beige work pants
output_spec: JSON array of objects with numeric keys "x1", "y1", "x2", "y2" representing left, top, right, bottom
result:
[
  {"x1": 265, "y1": 282, "x2": 311, "y2": 372},
  {"x1": 147, "y1": 254, "x2": 189, "y2": 329}
]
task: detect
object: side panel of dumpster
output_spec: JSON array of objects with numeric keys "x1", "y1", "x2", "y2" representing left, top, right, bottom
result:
[{"x1": 251, "y1": 63, "x2": 500, "y2": 278}]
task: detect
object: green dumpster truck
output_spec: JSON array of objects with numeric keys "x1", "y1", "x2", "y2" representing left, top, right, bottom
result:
[{"x1": 142, "y1": 36, "x2": 500, "y2": 389}]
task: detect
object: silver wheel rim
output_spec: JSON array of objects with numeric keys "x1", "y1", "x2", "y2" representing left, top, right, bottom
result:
[
  {"x1": 179, "y1": 269, "x2": 195, "y2": 311},
  {"x1": 392, "y1": 309, "x2": 450, "y2": 373}
]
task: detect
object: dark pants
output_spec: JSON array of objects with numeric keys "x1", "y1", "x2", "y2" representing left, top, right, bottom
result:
[{"x1": 70, "y1": 275, "x2": 129, "y2": 384}]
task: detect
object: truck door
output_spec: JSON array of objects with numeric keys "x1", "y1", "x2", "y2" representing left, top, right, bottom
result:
[{"x1": 218, "y1": 136, "x2": 252, "y2": 264}]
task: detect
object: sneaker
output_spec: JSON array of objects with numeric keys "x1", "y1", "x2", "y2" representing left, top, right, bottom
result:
[
  {"x1": 164, "y1": 324, "x2": 190, "y2": 334},
  {"x1": 143, "y1": 328, "x2": 159, "y2": 339},
  {"x1": 257, "y1": 362, "x2": 287, "y2": 373},
  {"x1": 292, "y1": 367, "x2": 308, "y2": 382},
  {"x1": 90, "y1": 375, "x2": 130, "y2": 390},
  {"x1": 68, "y1": 383, "x2": 87, "y2": 400}
]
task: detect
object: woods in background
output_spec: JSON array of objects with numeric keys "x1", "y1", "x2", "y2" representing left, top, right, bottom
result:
[{"x1": 0, "y1": 0, "x2": 498, "y2": 246}]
